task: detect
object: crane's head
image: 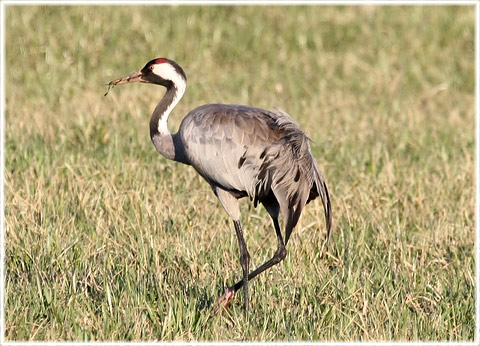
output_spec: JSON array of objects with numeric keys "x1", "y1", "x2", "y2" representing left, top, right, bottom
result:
[{"x1": 106, "y1": 58, "x2": 187, "y2": 94}]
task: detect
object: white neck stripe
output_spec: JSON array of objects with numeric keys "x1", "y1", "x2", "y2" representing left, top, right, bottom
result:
[
  {"x1": 152, "y1": 63, "x2": 185, "y2": 87},
  {"x1": 151, "y1": 62, "x2": 186, "y2": 136}
]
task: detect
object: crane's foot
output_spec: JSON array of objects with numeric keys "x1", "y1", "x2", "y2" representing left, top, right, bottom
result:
[{"x1": 214, "y1": 287, "x2": 236, "y2": 314}]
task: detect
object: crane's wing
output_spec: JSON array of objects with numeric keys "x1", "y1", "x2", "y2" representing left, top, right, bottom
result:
[{"x1": 179, "y1": 104, "x2": 285, "y2": 196}]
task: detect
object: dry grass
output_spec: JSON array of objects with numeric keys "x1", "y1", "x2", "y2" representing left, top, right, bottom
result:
[{"x1": 4, "y1": 4, "x2": 475, "y2": 341}]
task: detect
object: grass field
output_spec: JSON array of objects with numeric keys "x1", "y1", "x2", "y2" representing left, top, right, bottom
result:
[{"x1": 3, "y1": 4, "x2": 476, "y2": 342}]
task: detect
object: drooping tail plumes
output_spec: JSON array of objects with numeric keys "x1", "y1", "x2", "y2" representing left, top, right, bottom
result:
[
  {"x1": 251, "y1": 108, "x2": 332, "y2": 245},
  {"x1": 273, "y1": 108, "x2": 332, "y2": 245},
  {"x1": 310, "y1": 161, "x2": 332, "y2": 247}
]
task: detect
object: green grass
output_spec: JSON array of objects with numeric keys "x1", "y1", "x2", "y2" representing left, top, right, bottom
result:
[{"x1": 4, "y1": 4, "x2": 475, "y2": 342}]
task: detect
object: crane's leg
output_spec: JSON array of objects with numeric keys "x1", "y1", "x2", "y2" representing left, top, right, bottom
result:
[
  {"x1": 216, "y1": 200, "x2": 287, "y2": 311},
  {"x1": 213, "y1": 187, "x2": 250, "y2": 312},
  {"x1": 229, "y1": 213, "x2": 286, "y2": 294},
  {"x1": 233, "y1": 219, "x2": 250, "y2": 312}
]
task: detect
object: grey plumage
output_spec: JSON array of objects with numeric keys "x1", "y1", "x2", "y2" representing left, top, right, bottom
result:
[
  {"x1": 108, "y1": 58, "x2": 332, "y2": 312},
  {"x1": 179, "y1": 104, "x2": 331, "y2": 243}
]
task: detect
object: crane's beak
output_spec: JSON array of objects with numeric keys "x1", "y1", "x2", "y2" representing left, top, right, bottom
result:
[
  {"x1": 108, "y1": 70, "x2": 146, "y2": 86},
  {"x1": 105, "y1": 70, "x2": 146, "y2": 96}
]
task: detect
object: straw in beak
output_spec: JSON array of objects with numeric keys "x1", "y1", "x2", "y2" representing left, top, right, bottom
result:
[{"x1": 104, "y1": 70, "x2": 145, "y2": 96}]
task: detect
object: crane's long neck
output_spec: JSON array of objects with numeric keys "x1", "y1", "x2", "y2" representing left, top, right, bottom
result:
[{"x1": 150, "y1": 82, "x2": 187, "y2": 163}]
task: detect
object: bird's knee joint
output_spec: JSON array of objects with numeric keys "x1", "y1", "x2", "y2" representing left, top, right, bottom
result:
[
  {"x1": 275, "y1": 246, "x2": 287, "y2": 261},
  {"x1": 240, "y1": 251, "x2": 250, "y2": 265}
]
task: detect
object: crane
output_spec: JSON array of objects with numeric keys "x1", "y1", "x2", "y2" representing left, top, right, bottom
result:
[{"x1": 106, "y1": 58, "x2": 332, "y2": 312}]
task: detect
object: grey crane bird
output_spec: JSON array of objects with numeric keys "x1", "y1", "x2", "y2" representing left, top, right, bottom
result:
[{"x1": 107, "y1": 58, "x2": 332, "y2": 312}]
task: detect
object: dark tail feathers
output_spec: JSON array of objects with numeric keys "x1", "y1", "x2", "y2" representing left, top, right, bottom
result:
[{"x1": 311, "y1": 163, "x2": 332, "y2": 247}]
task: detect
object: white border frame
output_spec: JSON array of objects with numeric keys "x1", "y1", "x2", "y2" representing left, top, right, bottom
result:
[
  {"x1": 1, "y1": 0, "x2": 5, "y2": 345},
  {"x1": 0, "y1": 1, "x2": 477, "y2": 345}
]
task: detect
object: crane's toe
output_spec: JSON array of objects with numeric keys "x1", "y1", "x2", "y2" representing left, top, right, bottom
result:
[{"x1": 214, "y1": 287, "x2": 236, "y2": 313}]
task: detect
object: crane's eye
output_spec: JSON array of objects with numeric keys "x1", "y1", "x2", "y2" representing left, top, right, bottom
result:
[{"x1": 149, "y1": 65, "x2": 154, "y2": 70}]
